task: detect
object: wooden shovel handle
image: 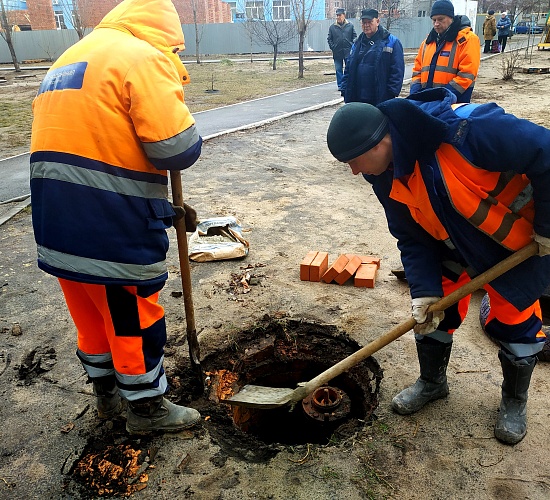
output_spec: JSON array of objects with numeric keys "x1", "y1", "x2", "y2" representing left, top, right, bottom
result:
[
  {"x1": 295, "y1": 242, "x2": 538, "y2": 400},
  {"x1": 170, "y1": 171, "x2": 202, "y2": 369}
]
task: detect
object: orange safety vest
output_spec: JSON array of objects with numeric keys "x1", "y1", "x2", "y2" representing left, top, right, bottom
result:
[
  {"x1": 411, "y1": 26, "x2": 480, "y2": 97},
  {"x1": 390, "y1": 143, "x2": 534, "y2": 251}
]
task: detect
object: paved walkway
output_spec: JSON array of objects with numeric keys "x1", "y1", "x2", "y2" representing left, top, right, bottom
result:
[{"x1": 0, "y1": 45, "x2": 518, "y2": 225}]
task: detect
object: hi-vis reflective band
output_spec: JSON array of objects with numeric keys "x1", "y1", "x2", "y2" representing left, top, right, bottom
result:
[
  {"x1": 30, "y1": 161, "x2": 168, "y2": 199},
  {"x1": 37, "y1": 62, "x2": 87, "y2": 96},
  {"x1": 37, "y1": 245, "x2": 167, "y2": 281},
  {"x1": 142, "y1": 126, "x2": 200, "y2": 160},
  {"x1": 77, "y1": 350, "x2": 115, "y2": 378}
]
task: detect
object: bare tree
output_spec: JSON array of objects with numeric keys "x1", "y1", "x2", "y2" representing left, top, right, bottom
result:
[
  {"x1": 55, "y1": 0, "x2": 96, "y2": 40},
  {"x1": 289, "y1": 0, "x2": 318, "y2": 78},
  {"x1": 0, "y1": 0, "x2": 20, "y2": 72},
  {"x1": 190, "y1": 0, "x2": 204, "y2": 64},
  {"x1": 242, "y1": 2, "x2": 296, "y2": 70}
]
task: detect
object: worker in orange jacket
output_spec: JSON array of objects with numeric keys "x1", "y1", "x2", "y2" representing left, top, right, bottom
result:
[
  {"x1": 327, "y1": 88, "x2": 550, "y2": 445},
  {"x1": 30, "y1": 0, "x2": 202, "y2": 434},
  {"x1": 410, "y1": 0, "x2": 480, "y2": 103}
]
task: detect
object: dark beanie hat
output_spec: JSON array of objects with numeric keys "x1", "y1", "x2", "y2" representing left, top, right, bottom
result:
[
  {"x1": 430, "y1": 0, "x2": 454, "y2": 18},
  {"x1": 327, "y1": 103, "x2": 389, "y2": 163},
  {"x1": 488, "y1": 9, "x2": 494, "y2": 15}
]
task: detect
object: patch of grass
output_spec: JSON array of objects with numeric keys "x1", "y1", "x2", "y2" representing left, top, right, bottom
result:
[
  {"x1": 182, "y1": 57, "x2": 335, "y2": 112},
  {"x1": 0, "y1": 98, "x2": 34, "y2": 150}
]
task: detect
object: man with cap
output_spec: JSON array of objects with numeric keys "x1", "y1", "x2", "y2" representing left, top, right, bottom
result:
[
  {"x1": 326, "y1": 88, "x2": 550, "y2": 445},
  {"x1": 327, "y1": 8, "x2": 357, "y2": 91},
  {"x1": 410, "y1": 0, "x2": 480, "y2": 102},
  {"x1": 497, "y1": 12, "x2": 512, "y2": 52},
  {"x1": 340, "y1": 9, "x2": 404, "y2": 105},
  {"x1": 482, "y1": 10, "x2": 497, "y2": 53}
]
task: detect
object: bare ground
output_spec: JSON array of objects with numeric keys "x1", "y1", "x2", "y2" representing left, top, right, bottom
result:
[{"x1": 1, "y1": 48, "x2": 550, "y2": 499}]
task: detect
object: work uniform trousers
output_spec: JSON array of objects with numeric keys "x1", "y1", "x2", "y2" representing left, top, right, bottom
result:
[
  {"x1": 58, "y1": 278, "x2": 168, "y2": 401},
  {"x1": 422, "y1": 271, "x2": 546, "y2": 358}
]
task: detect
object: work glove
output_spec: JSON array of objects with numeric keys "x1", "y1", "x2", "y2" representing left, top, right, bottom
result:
[
  {"x1": 534, "y1": 233, "x2": 550, "y2": 257},
  {"x1": 411, "y1": 296, "x2": 445, "y2": 335},
  {"x1": 170, "y1": 202, "x2": 199, "y2": 233}
]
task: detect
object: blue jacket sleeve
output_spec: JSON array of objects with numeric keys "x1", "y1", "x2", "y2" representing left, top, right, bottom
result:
[
  {"x1": 365, "y1": 170, "x2": 444, "y2": 298},
  {"x1": 388, "y1": 37, "x2": 405, "y2": 99}
]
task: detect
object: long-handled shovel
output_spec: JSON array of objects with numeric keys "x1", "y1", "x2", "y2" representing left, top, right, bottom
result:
[
  {"x1": 170, "y1": 171, "x2": 204, "y2": 393},
  {"x1": 227, "y1": 242, "x2": 539, "y2": 409}
]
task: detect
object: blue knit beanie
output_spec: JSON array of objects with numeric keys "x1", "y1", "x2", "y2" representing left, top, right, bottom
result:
[{"x1": 431, "y1": 0, "x2": 454, "y2": 18}]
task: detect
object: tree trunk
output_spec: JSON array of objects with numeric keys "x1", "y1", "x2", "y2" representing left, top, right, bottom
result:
[
  {"x1": 0, "y1": 2, "x2": 20, "y2": 72},
  {"x1": 272, "y1": 44, "x2": 278, "y2": 70},
  {"x1": 298, "y1": 31, "x2": 305, "y2": 79}
]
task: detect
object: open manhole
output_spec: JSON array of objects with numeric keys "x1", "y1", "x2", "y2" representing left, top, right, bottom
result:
[{"x1": 170, "y1": 318, "x2": 383, "y2": 462}]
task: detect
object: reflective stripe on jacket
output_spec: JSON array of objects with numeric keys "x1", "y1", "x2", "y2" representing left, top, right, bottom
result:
[
  {"x1": 30, "y1": 0, "x2": 202, "y2": 286},
  {"x1": 390, "y1": 143, "x2": 535, "y2": 251},
  {"x1": 411, "y1": 24, "x2": 480, "y2": 103}
]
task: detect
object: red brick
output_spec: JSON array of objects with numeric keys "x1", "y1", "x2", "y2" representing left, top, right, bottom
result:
[
  {"x1": 335, "y1": 255, "x2": 362, "y2": 285},
  {"x1": 309, "y1": 251, "x2": 329, "y2": 282},
  {"x1": 321, "y1": 254, "x2": 349, "y2": 283},
  {"x1": 300, "y1": 251, "x2": 318, "y2": 281},
  {"x1": 354, "y1": 264, "x2": 378, "y2": 288},
  {"x1": 345, "y1": 254, "x2": 381, "y2": 268}
]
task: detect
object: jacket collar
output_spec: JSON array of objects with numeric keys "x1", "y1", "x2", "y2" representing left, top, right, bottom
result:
[{"x1": 378, "y1": 89, "x2": 454, "y2": 177}]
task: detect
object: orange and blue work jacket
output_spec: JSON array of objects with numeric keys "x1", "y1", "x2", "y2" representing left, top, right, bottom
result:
[
  {"x1": 410, "y1": 16, "x2": 480, "y2": 103},
  {"x1": 371, "y1": 89, "x2": 550, "y2": 311},
  {"x1": 30, "y1": 0, "x2": 201, "y2": 287}
]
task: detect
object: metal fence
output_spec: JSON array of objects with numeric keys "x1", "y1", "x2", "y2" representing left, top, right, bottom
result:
[{"x1": 1, "y1": 16, "x2": 488, "y2": 64}]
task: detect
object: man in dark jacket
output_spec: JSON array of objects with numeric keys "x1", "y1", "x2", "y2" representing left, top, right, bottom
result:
[
  {"x1": 327, "y1": 8, "x2": 357, "y2": 91},
  {"x1": 340, "y1": 9, "x2": 404, "y2": 105},
  {"x1": 327, "y1": 89, "x2": 550, "y2": 445}
]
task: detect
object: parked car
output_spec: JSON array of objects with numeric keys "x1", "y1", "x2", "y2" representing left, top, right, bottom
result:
[{"x1": 514, "y1": 21, "x2": 544, "y2": 34}]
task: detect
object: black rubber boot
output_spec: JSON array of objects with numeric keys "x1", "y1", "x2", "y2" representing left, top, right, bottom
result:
[
  {"x1": 494, "y1": 350, "x2": 536, "y2": 445},
  {"x1": 391, "y1": 338, "x2": 452, "y2": 415},
  {"x1": 92, "y1": 376, "x2": 123, "y2": 419},
  {"x1": 126, "y1": 396, "x2": 201, "y2": 435}
]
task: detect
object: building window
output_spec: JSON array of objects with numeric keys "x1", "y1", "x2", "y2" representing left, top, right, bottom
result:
[
  {"x1": 54, "y1": 11, "x2": 67, "y2": 29},
  {"x1": 273, "y1": 0, "x2": 291, "y2": 20},
  {"x1": 246, "y1": 1, "x2": 264, "y2": 20},
  {"x1": 417, "y1": 10, "x2": 426, "y2": 18}
]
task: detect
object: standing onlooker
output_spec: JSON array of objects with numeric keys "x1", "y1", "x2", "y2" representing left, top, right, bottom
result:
[
  {"x1": 327, "y1": 8, "x2": 357, "y2": 91},
  {"x1": 497, "y1": 12, "x2": 512, "y2": 52},
  {"x1": 340, "y1": 9, "x2": 404, "y2": 105},
  {"x1": 483, "y1": 10, "x2": 497, "y2": 53},
  {"x1": 410, "y1": 0, "x2": 480, "y2": 103}
]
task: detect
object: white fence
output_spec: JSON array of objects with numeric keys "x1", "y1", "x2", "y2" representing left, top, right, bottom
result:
[{"x1": 1, "y1": 16, "x2": 487, "y2": 64}]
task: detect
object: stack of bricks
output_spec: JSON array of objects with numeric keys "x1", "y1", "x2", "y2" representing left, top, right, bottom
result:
[{"x1": 300, "y1": 252, "x2": 380, "y2": 288}]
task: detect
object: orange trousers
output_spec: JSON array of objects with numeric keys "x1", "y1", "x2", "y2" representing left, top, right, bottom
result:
[
  {"x1": 435, "y1": 271, "x2": 545, "y2": 355},
  {"x1": 58, "y1": 279, "x2": 168, "y2": 400}
]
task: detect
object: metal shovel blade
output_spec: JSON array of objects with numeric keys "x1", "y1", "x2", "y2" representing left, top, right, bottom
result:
[
  {"x1": 227, "y1": 385, "x2": 295, "y2": 409},
  {"x1": 225, "y1": 242, "x2": 538, "y2": 410}
]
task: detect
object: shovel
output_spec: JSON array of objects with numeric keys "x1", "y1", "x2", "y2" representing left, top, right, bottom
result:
[
  {"x1": 170, "y1": 170, "x2": 204, "y2": 393},
  {"x1": 227, "y1": 242, "x2": 538, "y2": 409}
]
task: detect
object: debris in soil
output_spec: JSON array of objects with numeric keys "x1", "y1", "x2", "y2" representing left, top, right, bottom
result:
[
  {"x1": 11, "y1": 323, "x2": 22, "y2": 336},
  {"x1": 16, "y1": 346, "x2": 57, "y2": 384},
  {"x1": 73, "y1": 443, "x2": 149, "y2": 496},
  {"x1": 0, "y1": 350, "x2": 11, "y2": 376},
  {"x1": 221, "y1": 263, "x2": 267, "y2": 298}
]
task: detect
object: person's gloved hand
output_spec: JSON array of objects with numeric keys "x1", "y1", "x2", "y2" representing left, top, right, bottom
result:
[
  {"x1": 534, "y1": 233, "x2": 550, "y2": 257},
  {"x1": 411, "y1": 296, "x2": 445, "y2": 335},
  {"x1": 170, "y1": 202, "x2": 199, "y2": 233}
]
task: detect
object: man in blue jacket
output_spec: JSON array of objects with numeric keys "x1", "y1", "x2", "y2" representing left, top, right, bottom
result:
[
  {"x1": 327, "y1": 8, "x2": 357, "y2": 91},
  {"x1": 340, "y1": 9, "x2": 404, "y2": 105},
  {"x1": 326, "y1": 89, "x2": 550, "y2": 445}
]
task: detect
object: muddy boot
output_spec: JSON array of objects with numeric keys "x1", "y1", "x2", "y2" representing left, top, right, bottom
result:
[
  {"x1": 391, "y1": 337, "x2": 452, "y2": 415},
  {"x1": 93, "y1": 376, "x2": 123, "y2": 419},
  {"x1": 126, "y1": 396, "x2": 201, "y2": 435},
  {"x1": 494, "y1": 350, "x2": 536, "y2": 445}
]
